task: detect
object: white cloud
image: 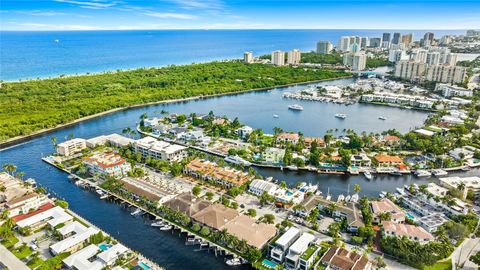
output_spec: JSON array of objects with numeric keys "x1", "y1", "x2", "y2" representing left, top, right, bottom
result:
[
  {"x1": 15, "y1": 10, "x2": 69, "y2": 16},
  {"x1": 15, "y1": 23, "x2": 102, "y2": 30},
  {"x1": 168, "y1": 0, "x2": 224, "y2": 10},
  {"x1": 142, "y1": 12, "x2": 197, "y2": 19},
  {"x1": 54, "y1": 0, "x2": 117, "y2": 9}
]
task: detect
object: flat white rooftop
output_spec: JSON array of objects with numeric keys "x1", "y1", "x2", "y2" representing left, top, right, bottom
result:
[
  {"x1": 288, "y1": 232, "x2": 315, "y2": 254},
  {"x1": 50, "y1": 227, "x2": 99, "y2": 255},
  {"x1": 63, "y1": 244, "x2": 104, "y2": 270},
  {"x1": 16, "y1": 206, "x2": 72, "y2": 228},
  {"x1": 275, "y1": 227, "x2": 300, "y2": 247}
]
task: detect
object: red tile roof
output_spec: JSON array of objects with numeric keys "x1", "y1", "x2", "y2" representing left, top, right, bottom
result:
[{"x1": 12, "y1": 203, "x2": 55, "y2": 222}]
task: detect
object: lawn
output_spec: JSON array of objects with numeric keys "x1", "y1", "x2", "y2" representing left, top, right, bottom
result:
[
  {"x1": 27, "y1": 257, "x2": 45, "y2": 269},
  {"x1": 1, "y1": 235, "x2": 19, "y2": 249},
  {"x1": 424, "y1": 260, "x2": 452, "y2": 270},
  {"x1": 12, "y1": 244, "x2": 33, "y2": 259}
]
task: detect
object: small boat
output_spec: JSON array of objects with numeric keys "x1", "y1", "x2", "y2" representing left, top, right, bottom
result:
[
  {"x1": 54, "y1": 39, "x2": 60, "y2": 43},
  {"x1": 337, "y1": 194, "x2": 345, "y2": 202},
  {"x1": 160, "y1": 225, "x2": 173, "y2": 231},
  {"x1": 379, "y1": 191, "x2": 387, "y2": 198},
  {"x1": 130, "y1": 208, "x2": 143, "y2": 216},
  {"x1": 461, "y1": 167, "x2": 471, "y2": 172},
  {"x1": 226, "y1": 258, "x2": 246, "y2": 266},
  {"x1": 363, "y1": 171, "x2": 373, "y2": 180},
  {"x1": 224, "y1": 155, "x2": 251, "y2": 166},
  {"x1": 288, "y1": 104, "x2": 304, "y2": 111},
  {"x1": 100, "y1": 194, "x2": 109, "y2": 200},
  {"x1": 432, "y1": 169, "x2": 448, "y2": 177},
  {"x1": 415, "y1": 170, "x2": 431, "y2": 177},
  {"x1": 95, "y1": 189, "x2": 104, "y2": 195},
  {"x1": 389, "y1": 170, "x2": 402, "y2": 176},
  {"x1": 350, "y1": 193, "x2": 359, "y2": 203},
  {"x1": 151, "y1": 220, "x2": 165, "y2": 227},
  {"x1": 378, "y1": 116, "x2": 387, "y2": 120},
  {"x1": 335, "y1": 113, "x2": 347, "y2": 119},
  {"x1": 273, "y1": 114, "x2": 279, "y2": 118},
  {"x1": 286, "y1": 165, "x2": 298, "y2": 171}
]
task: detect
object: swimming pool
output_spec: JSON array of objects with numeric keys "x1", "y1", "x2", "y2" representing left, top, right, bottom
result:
[
  {"x1": 99, "y1": 243, "x2": 113, "y2": 251},
  {"x1": 262, "y1": 259, "x2": 277, "y2": 269},
  {"x1": 139, "y1": 261, "x2": 152, "y2": 270},
  {"x1": 406, "y1": 212, "x2": 414, "y2": 220}
]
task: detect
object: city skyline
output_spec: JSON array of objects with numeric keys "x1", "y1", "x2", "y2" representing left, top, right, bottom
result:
[{"x1": 1, "y1": 0, "x2": 480, "y2": 31}]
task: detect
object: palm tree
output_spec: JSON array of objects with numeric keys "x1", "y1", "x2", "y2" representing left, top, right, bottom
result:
[
  {"x1": 354, "y1": 184, "x2": 361, "y2": 194},
  {"x1": 50, "y1": 136, "x2": 57, "y2": 146},
  {"x1": 2, "y1": 163, "x2": 17, "y2": 176},
  {"x1": 17, "y1": 171, "x2": 25, "y2": 180},
  {"x1": 67, "y1": 133, "x2": 74, "y2": 140},
  {"x1": 327, "y1": 203, "x2": 338, "y2": 215}
]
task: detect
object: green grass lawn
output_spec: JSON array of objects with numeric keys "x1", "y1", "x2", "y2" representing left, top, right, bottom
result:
[
  {"x1": 1, "y1": 235, "x2": 19, "y2": 249},
  {"x1": 12, "y1": 244, "x2": 33, "y2": 259},
  {"x1": 27, "y1": 257, "x2": 45, "y2": 269},
  {"x1": 424, "y1": 260, "x2": 452, "y2": 270}
]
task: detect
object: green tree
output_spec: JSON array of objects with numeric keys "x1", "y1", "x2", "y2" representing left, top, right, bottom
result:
[
  {"x1": 246, "y1": 209, "x2": 257, "y2": 217},
  {"x1": 192, "y1": 185, "x2": 202, "y2": 196},
  {"x1": 55, "y1": 200, "x2": 69, "y2": 209},
  {"x1": 200, "y1": 226, "x2": 210, "y2": 236},
  {"x1": 260, "y1": 214, "x2": 275, "y2": 224}
]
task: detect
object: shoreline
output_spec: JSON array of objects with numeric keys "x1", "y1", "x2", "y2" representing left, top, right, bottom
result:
[{"x1": 0, "y1": 75, "x2": 352, "y2": 150}]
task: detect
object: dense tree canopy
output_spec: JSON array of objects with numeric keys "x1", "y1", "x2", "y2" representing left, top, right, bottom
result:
[{"x1": 0, "y1": 61, "x2": 347, "y2": 141}]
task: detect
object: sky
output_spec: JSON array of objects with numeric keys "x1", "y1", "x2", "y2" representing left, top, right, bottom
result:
[{"x1": 1, "y1": 0, "x2": 479, "y2": 31}]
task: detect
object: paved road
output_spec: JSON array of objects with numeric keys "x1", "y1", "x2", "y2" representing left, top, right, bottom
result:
[
  {"x1": 0, "y1": 244, "x2": 30, "y2": 270},
  {"x1": 451, "y1": 237, "x2": 480, "y2": 270}
]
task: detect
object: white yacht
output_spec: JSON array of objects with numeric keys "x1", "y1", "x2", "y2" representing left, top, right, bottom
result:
[
  {"x1": 226, "y1": 258, "x2": 246, "y2": 266},
  {"x1": 335, "y1": 113, "x2": 347, "y2": 119},
  {"x1": 288, "y1": 104, "x2": 304, "y2": 111},
  {"x1": 432, "y1": 169, "x2": 448, "y2": 177},
  {"x1": 130, "y1": 208, "x2": 143, "y2": 216},
  {"x1": 378, "y1": 116, "x2": 387, "y2": 120},
  {"x1": 415, "y1": 170, "x2": 431, "y2": 178},
  {"x1": 151, "y1": 220, "x2": 165, "y2": 227},
  {"x1": 224, "y1": 155, "x2": 251, "y2": 166},
  {"x1": 363, "y1": 171, "x2": 373, "y2": 180},
  {"x1": 337, "y1": 194, "x2": 345, "y2": 202},
  {"x1": 159, "y1": 225, "x2": 172, "y2": 231},
  {"x1": 286, "y1": 165, "x2": 298, "y2": 171},
  {"x1": 273, "y1": 114, "x2": 279, "y2": 118}
]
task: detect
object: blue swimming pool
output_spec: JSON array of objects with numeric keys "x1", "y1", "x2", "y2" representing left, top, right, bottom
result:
[
  {"x1": 99, "y1": 243, "x2": 113, "y2": 251},
  {"x1": 139, "y1": 261, "x2": 152, "y2": 270},
  {"x1": 262, "y1": 259, "x2": 277, "y2": 269},
  {"x1": 406, "y1": 212, "x2": 414, "y2": 220}
]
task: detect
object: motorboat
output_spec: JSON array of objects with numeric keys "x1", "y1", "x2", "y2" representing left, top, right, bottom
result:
[
  {"x1": 335, "y1": 113, "x2": 347, "y2": 119},
  {"x1": 363, "y1": 171, "x2": 373, "y2": 180},
  {"x1": 226, "y1": 257, "x2": 246, "y2": 266},
  {"x1": 379, "y1": 191, "x2": 387, "y2": 198},
  {"x1": 160, "y1": 225, "x2": 173, "y2": 231},
  {"x1": 432, "y1": 169, "x2": 448, "y2": 177},
  {"x1": 130, "y1": 208, "x2": 143, "y2": 216},
  {"x1": 288, "y1": 104, "x2": 304, "y2": 111},
  {"x1": 95, "y1": 189, "x2": 104, "y2": 196},
  {"x1": 286, "y1": 165, "x2": 298, "y2": 171},
  {"x1": 415, "y1": 170, "x2": 431, "y2": 177},
  {"x1": 389, "y1": 170, "x2": 402, "y2": 176},
  {"x1": 224, "y1": 155, "x2": 252, "y2": 166},
  {"x1": 273, "y1": 114, "x2": 279, "y2": 118},
  {"x1": 350, "y1": 193, "x2": 359, "y2": 203},
  {"x1": 378, "y1": 116, "x2": 387, "y2": 120},
  {"x1": 337, "y1": 194, "x2": 345, "y2": 202},
  {"x1": 151, "y1": 220, "x2": 165, "y2": 227}
]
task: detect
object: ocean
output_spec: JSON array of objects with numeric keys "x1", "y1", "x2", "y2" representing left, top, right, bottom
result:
[{"x1": 0, "y1": 29, "x2": 465, "y2": 81}]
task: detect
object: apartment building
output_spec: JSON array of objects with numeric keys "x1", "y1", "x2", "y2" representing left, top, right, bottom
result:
[
  {"x1": 56, "y1": 138, "x2": 87, "y2": 156},
  {"x1": 134, "y1": 136, "x2": 187, "y2": 162},
  {"x1": 183, "y1": 159, "x2": 253, "y2": 188},
  {"x1": 83, "y1": 152, "x2": 131, "y2": 177}
]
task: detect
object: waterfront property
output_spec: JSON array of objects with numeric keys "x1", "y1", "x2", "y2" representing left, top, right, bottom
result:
[
  {"x1": 56, "y1": 138, "x2": 87, "y2": 157},
  {"x1": 284, "y1": 232, "x2": 315, "y2": 269},
  {"x1": 370, "y1": 198, "x2": 405, "y2": 224},
  {"x1": 269, "y1": 227, "x2": 301, "y2": 263},
  {"x1": 374, "y1": 155, "x2": 404, "y2": 168},
  {"x1": 134, "y1": 136, "x2": 188, "y2": 162},
  {"x1": 316, "y1": 196, "x2": 364, "y2": 232},
  {"x1": 223, "y1": 215, "x2": 277, "y2": 249},
  {"x1": 248, "y1": 179, "x2": 278, "y2": 196},
  {"x1": 4, "y1": 192, "x2": 49, "y2": 217},
  {"x1": 16, "y1": 205, "x2": 73, "y2": 230},
  {"x1": 183, "y1": 159, "x2": 253, "y2": 188},
  {"x1": 83, "y1": 152, "x2": 131, "y2": 177},
  {"x1": 320, "y1": 246, "x2": 372, "y2": 270},
  {"x1": 438, "y1": 176, "x2": 480, "y2": 202},
  {"x1": 381, "y1": 221, "x2": 434, "y2": 244}
]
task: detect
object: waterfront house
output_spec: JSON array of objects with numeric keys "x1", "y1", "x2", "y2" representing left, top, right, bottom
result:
[
  {"x1": 63, "y1": 244, "x2": 104, "y2": 270},
  {"x1": 426, "y1": 183, "x2": 448, "y2": 197},
  {"x1": 439, "y1": 176, "x2": 480, "y2": 203},
  {"x1": 191, "y1": 204, "x2": 239, "y2": 230},
  {"x1": 143, "y1": 117, "x2": 161, "y2": 127},
  {"x1": 269, "y1": 227, "x2": 301, "y2": 263},
  {"x1": 50, "y1": 226, "x2": 99, "y2": 255},
  {"x1": 163, "y1": 192, "x2": 211, "y2": 216},
  {"x1": 235, "y1": 126, "x2": 254, "y2": 139},
  {"x1": 316, "y1": 198, "x2": 364, "y2": 232},
  {"x1": 183, "y1": 159, "x2": 253, "y2": 188},
  {"x1": 272, "y1": 188, "x2": 305, "y2": 206},
  {"x1": 83, "y1": 152, "x2": 131, "y2": 178},
  {"x1": 303, "y1": 137, "x2": 325, "y2": 148},
  {"x1": 320, "y1": 246, "x2": 372, "y2": 270},
  {"x1": 370, "y1": 198, "x2": 405, "y2": 224},
  {"x1": 379, "y1": 135, "x2": 401, "y2": 146},
  {"x1": 277, "y1": 133, "x2": 300, "y2": 145},
  {"x1": 350, "y1": 153, "x2": 371, "y2": 167},
  {"x1": 381, "y1": 221, "x2": 433, "y2": 244},
  {"x1": 284, "y1": 233, "x2": 316, "y2": 270},
  {"x1": 223, "y1": 215, "x2": 277, "y2": 249},
  {"x1": 262, "y1": 148, "x2": 285, "y2": 164},
  {"x1": 449, "y1": 147, "x2": 475, "y2": 160},
  {"x1": 56, "y1": 138, "x2": 87, "y2": 157},
  {"x1": 248, "y1": 179, "x2": 278, "y2": 196},
  {"x1": 212, "y1": 118, "x2": 229, "y2": 125},
  {"x1": 97, "y1": 243, "x2": 129, "y2": 266},
  {"x1": 58, "y1": 221, "x2": 87, "y2": 239},
  {"x1": 5, "y1": 192, "x2": 49, "y2": 217},
  {"x1": 417, "y1": 213, "x2": 448, "y2": 233},
  {"x1": 134, "y1": 136, "x2": 188, "y2": 162},
  {"x1": 16, "y1": 206, "x2": 73, "y2": 230},
  {"x1": 374, "y1": 155, "x2": 404, "y2": 167}
]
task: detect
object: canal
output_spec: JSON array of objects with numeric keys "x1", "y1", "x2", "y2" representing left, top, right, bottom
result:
[{"x1": 1, "y1": 77, "x2": 477, "y2": 269}]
